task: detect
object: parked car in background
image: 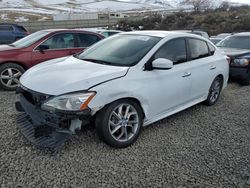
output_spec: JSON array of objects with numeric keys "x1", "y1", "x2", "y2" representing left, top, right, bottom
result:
[
  {"x1": 210, "y1": 33, "x2": 232, "y2": 45},
  {"x1": 0, "y1": 23, "x2": 29, "y2": 44},
  {"x1": 210, "y1": 38, "x2": 222, "y2": 45},
  {"x1": 175, "y1": 30, "x2": 209, "y2": 39},
  {"x1": 15, "y1": 31, "x2": 229, "y2": 149},
  {"x1": 213, "y1": 33, "x2": 231, "y2": 39},
  {"x1": 217, "y1": 32, "x2": 250, "y2": 85},
  {"x1": 0, "y1": 29, "x2": 104, "y2": 90}
]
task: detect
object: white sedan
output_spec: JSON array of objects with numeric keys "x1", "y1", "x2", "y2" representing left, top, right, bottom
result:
[{"x1": 15, "y1": 31, "x2": 229, "y2": 149}]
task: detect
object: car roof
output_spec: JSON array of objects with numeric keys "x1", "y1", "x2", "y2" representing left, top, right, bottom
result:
[
  {"x1": 100, "y1": 30, "x2": 123, "y2": 33},
  {"x1": 120, "y1": 30, "x2": 207, "y2": 39},
  {"x1": 42, "y1": 29, "x2": 84, "y2": 32},
  {"x1": 41, "y1": 28, "x2": 103, "y2": 35},
  {"x1": 79, "y1": 28, "x2": 123, "y2": 33}
]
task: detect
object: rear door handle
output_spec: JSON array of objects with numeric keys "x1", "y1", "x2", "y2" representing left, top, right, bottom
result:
[
  {"x1": 182, "y1": 72, "x2": 191, "y2": 77},
  {"x1": 209, "y1": 65, "x2": 216, "y2": 70}
]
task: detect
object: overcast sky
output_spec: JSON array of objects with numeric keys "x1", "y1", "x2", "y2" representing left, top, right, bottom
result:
[{"x1": 230, "y1": 0, "x2": 250, "y2": 4}]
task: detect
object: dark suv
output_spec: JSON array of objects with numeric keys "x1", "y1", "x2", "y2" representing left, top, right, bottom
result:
[
  {"x1": 0, "y1": 24, "x2": 29, "y2": 44},
  {"x1": 217, "y1": 32, "x2": 250, "y2": 85}
]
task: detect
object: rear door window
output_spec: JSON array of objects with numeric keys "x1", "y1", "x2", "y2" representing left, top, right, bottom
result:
[
  {"x1": 76, "y1": 33, "x2": 101, "y2": 47},
  {"x1": 188, "y1": 38, "x2": 210, "y2": 60}
]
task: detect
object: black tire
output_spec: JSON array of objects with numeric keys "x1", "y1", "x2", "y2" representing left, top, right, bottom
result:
[
  {"x1": 205, "y1": 76, "x2": 223, "y2": 106},
  {"x1": 95, "y1": 99, "x2": 143, "y2": 148},
  {"x1": 0, "y1": 63, "x2": 25, "y2": 91},
  {"x1": 240, "y1": 73, "x2": 250, "y2": 86}
]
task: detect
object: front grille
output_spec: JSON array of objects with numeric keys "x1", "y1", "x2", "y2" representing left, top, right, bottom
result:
[{"x1": 16, "y1": 86, "x2": 51, "y2": 106}]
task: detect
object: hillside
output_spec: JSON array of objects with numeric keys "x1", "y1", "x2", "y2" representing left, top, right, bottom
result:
[
  {"x1": 0, "y1": 0, "x2": 249, "y2": 22},
  {"x1": 0, "y1": 0, "x2": 174, "y2": 22},
  {"x1": 117, "y1": 6, "x2": 250, "y2": 35}
]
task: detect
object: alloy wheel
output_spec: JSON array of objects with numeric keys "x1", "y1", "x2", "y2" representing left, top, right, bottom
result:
[
  {"x1": 108, "y1": 103, "x2": 139, "y2": 142},
  {"x1": 0, "y1": 68, "x2": 22, "y2": 88},
  {"x1": 209, "y1": 79, "x2": 221, "y2": 103}
]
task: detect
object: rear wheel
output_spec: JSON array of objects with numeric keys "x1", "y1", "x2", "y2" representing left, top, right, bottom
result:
[
  {"x1": 0, "y1": 63, "x2": 25, "y2": 91},
  {"x1": 205, "y1": 76, "x2": 223, "y2": 106},
  {"x1": 95, "y1": 99, "x2": 143, "y2": 148}
]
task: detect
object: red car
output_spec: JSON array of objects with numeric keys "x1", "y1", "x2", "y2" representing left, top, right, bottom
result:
[{"x1": 0, "y1": 29, "x2": 104, "y2": 90}]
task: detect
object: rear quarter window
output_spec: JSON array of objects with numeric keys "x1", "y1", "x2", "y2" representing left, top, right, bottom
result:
[
  {"x1": 77, "y1": 33, "x2": 102, "y2": 47},
  {"x1": 188, "y1": 38, "x2": 210, "y2": 60},
  {"x1": 17, "y1": 26, "x2": 27, "y2": 32}
]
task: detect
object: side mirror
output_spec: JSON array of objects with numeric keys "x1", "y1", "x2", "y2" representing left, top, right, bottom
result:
[
  {"x1": 152, "y1": 58, "x2": 173, "y2": 70},
  {"x1": 37, "y1": 45, "x2": 49, "y2": 53}
]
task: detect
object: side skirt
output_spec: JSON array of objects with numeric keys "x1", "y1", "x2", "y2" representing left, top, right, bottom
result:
[{"x1": 143, "y1": 96, "x2": 207, "y2": 127}]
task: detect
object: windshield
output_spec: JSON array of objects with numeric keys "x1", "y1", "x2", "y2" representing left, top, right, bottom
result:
[
  {"x1": 217, "y1": 36, "x2": 250, "y2": 50},
  {"x1": 77, "y1": 34, "x2": 161, "y2": 66},
  {"x1": 12, "y1": 30, "x2": 50, "y2": 48}
]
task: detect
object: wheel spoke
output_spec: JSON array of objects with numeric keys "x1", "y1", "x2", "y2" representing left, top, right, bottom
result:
[
  {"x1": 13, "y1": 78, "x2": 20, "y2": 84},
  {"x1": 118, "y1": 104, "x2": 124, "y2": 117},
  {"x1": 124, "y1": 127, "x2": 128, "y2": 141},
  {"x1": 6, "y1": 79, "x2": 12, "y2": 86},
  {"x1": 7, "y1": 69, "x2": 13, "y2": 77},
  {"x1": 127, "y1": 112, "x2": 137, "y2": 119},
  {"x1": 1, "y1": 75, "x2": 10, "y2": 79},
  {"x1": 124, "y1": 105, "x2": 130, "y2": 119},
  {"x1": 112, "y1": 111, "x2": 122, "y2": 120},
  {"x1": 117, "y1": 128, "x2": 125, "y2": 140},
  {"x1": 14, "y1": 72, "x2": 22, "y2": 78},
  {"x1": 126, "y1": 124, "x2": 133, "y2": 128},
  {"x1": 111, "y1": 125, "x2": 122, "y2": 134},
  {"x1": 109, "y1": 120, "x2": 119, "y2": 127},
  {"x1": 128, "y1": 120, "x2": 138, "y2": 124}
]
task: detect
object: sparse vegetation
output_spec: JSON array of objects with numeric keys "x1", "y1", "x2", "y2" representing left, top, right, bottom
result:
[{"x1": 116, "y1": 6, "x2": 250, "y2": 35}]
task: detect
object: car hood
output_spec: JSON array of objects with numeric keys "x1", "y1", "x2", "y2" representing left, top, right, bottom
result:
[
  {"x1": 20, "y1": 56, "x2": 129, "y2": 95},
  {"x1": 218, "y1": 47, "x2": 250, "y2": 57}
]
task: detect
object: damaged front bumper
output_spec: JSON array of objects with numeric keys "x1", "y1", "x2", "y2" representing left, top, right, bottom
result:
[{"x1": 15, "y1": 87, "x2": 92, "y2": 150}]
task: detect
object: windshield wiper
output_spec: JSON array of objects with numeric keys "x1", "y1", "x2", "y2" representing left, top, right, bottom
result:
[
  {"x1": 8, "y1": 44, "x2": 15, "y2": 47},
  {"x1": 81, "y1": 58, "x2": 113, "y2": 65}
]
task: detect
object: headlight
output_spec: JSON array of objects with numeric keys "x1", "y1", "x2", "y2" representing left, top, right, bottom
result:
[
  {"x1": 41, "y1": 92, "x2": 96, "y2": 111},
  {"x1": 233, "y1": 58, "x2": 249, "y2": 66}
]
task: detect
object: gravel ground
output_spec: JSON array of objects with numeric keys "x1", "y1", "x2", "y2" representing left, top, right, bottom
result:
[{"x1": 0, "y1": 83, "x2": 249, "y2": 187}]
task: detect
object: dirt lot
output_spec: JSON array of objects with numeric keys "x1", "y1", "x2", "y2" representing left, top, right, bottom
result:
[{"x1": 0, "y1": 83, "x2": 249, "y2": 187}]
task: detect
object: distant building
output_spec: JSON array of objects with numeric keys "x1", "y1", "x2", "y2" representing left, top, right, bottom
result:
[{"x1": 53, "y1": 12, "x2": 129, "y2": 21}]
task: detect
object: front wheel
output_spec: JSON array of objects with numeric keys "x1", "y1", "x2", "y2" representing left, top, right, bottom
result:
[
  {"x1": 95, "y1": 99, "x2": 143, "y2": 148},
  {"x1": 205, "y1": 76, "x2": 223, "y2": 106},
  {"x1": 0, "y1": 63, "x2": 25, "y2": 91}
]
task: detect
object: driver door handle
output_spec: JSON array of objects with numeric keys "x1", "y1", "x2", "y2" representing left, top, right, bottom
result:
[{"x1": 182, "y1": 72, "x2": 191, "y2": 78}]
